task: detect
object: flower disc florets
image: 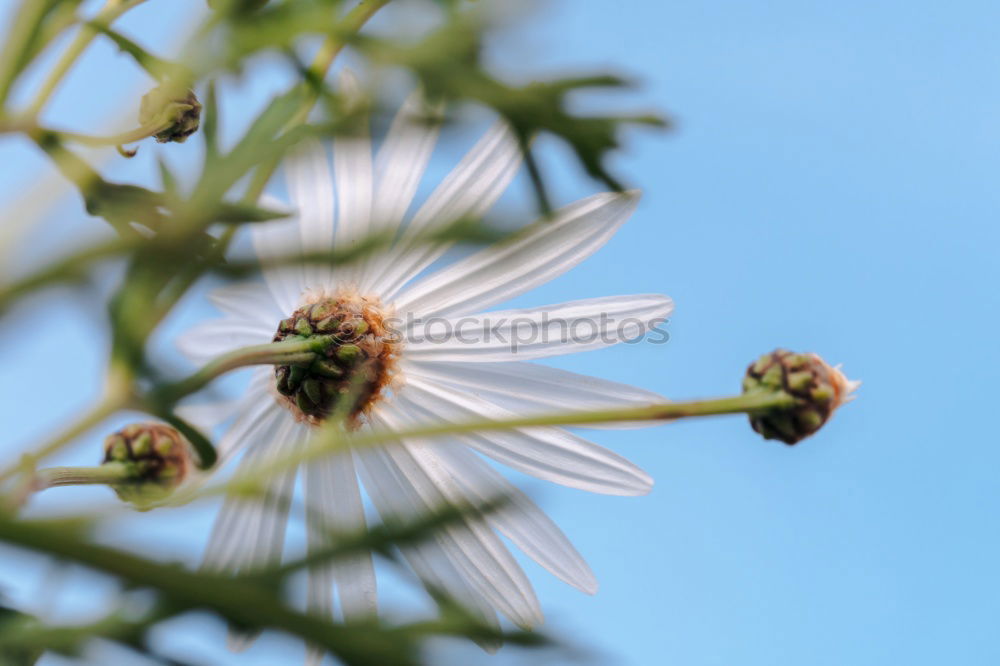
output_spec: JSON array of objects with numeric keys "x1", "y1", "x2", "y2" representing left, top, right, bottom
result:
[
  {"x1": 102, "y1": 423, "x2": 195, "y2": 504},
  {"x1": 743, "y1": 349, "x2": 859, "y2": 445},
  {"x1": 272, "y1": 292, "x2": 399, "y2": 427}
]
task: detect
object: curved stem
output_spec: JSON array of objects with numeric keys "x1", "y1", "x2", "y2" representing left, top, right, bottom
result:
[
  {"x1": 155, "y1": 338, "x2": 330, "y2": 403},
  {"x1": 59, "y1": 120, "x2": 174, "y2": 148}
]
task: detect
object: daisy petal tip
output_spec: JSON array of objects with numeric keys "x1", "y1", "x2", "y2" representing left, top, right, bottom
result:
[
  {"x1": 655, "y1": 294, "x2": 676, "y2": 316},
  {"x1": 629, "y1": 471, "x2": 655, "y2": 496},
  {"x1": 576, "y1": 573, "x2": 599, "y2": 596}
]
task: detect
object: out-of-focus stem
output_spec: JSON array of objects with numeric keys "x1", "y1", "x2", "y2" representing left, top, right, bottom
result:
[
  {"x1": 241, "y1": 0, "x2": 392, "y2": 203},
  {"x1": 0, "y1": 516, "x2": 424, "y2": 665},
  {"x1": 0, "y1": 237, "x2": 134, "y2": 312},
  {"x1": 25, "y1": 0, "x2": 150, "y2": 116},
  {"x1": 58, "y1": 121, "x2": 174, "y2": 148},
  {"x1": 0, "y1": 386, "x2": 131, "y2": 484}
]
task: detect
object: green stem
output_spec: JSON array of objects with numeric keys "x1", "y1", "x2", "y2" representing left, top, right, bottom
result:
[
  {"x1": 376, "y1": 390, "x2": 795, "y2": 441},
  {"x1": 216, "y1": 390, "x2": 798, "y2": 498},
  {"x1": 24, "y1": 0, "x2": 149, "y2": 116},
  {"x1": 138, "y1": 338, "x2": 329, "y2": 470},
  {"x1": 353, "y1": 388, "x2": 796, "y2": 451},
  {"x1": 34, "y1": 462, "x2": 132, "y2": 490},
  {"x1": 154, "y1": 338, "x2": 330, "y2": 403},
  {"x1": 0, "y1": 385, "x2": 130, "y2": 483},
  {"x1": 58, "y1": 120, "x2": 174, "y2": 148},
  {"x1": 0, "y1": 517, "x2": 423, "y2": 666}
]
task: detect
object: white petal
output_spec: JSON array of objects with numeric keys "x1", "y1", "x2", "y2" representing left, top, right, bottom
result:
[
  {"x1": 203, "y1": 412, "x2": 299, "y2": 575},
  {"x1": 304, "y1": 463, "x2": 335, "y2": 622},
  {"x1": 380, "y1": 404, "x2": 597, "y2": 595},
  {"x1": 174, "y1": 400, "x2": 237, "y2": 434},
  {"x1": 175, "y1": 317, "x2": 274, "y2": 366},
  {"x1": 405, "y1": 294, "x2": 673, "y2": 361},
  {"x1": 356, "y1": 92, "x2": 442, "y2": 291},
  {"x1": 213, "y1": 369, "x2": 277, "y2": 462},
  {"x1": 394, "y1": 191, "x2": 640, "y2": 319},
  {"x1": 403, "y1": 359, "x2": 666, "y2": 429},
  {"x1": 357, "y1": 451, "x2": 500, "y2": 636},
  {"x1": 399, "y1": 377, "x2": 653, "y2": 496},
  {"x1": 368, "y1": 121, "x2": 521, "y2": 298},
  {"x1": 332, "y1": 70, "x2": 373, "y2": 287},
  {"x1": 372, "y1": 92, "x2": 442, "y2": 236},
  {"x1": 359, "y1": 423, "x2": 542, "y2": 628},
  {"x1": 251, "y1": 195, "x2": 306, "y2": 312},
  {"x1": 286, "y1": 139, "x2": 335, "y2": 288},
  {"x1": 305, "y1": 452, "x2": 377, "y2": 621},
  {"x1": 205, "y1": 415, "x2": 300, "y2": 654},
  {"x1": 207, "y1": 280, "x2": 284, "y2": 326}
]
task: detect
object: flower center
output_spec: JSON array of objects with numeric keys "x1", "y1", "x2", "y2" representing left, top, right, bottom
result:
[{"x1": 271, "y1": 292, "x2": 399, "y2": 427}]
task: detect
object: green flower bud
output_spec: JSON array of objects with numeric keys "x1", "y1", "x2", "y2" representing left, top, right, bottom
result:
[
  {"x1": 744, "y1": 349, "x2": 859, "y2": 445},
  {"x1": 139, "y1": 85, "x2": 201, "y2": 144},
  {"x1": 101, "y1": 423, "x2": 196, "y2": 506}
]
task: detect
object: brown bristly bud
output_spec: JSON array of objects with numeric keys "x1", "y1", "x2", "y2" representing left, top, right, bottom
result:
[
  {"x1": 743, "y1": 349, "x2": 860, "y2": 445},
  {"x1": 272, "y1": 290, "x2": 399, "y2": 428}
]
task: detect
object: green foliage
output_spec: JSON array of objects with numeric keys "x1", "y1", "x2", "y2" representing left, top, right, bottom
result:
[
  {"x1": 0, "y1": 0, "x2": 666, "y2": 662},
  {"x1": 360, "y1": 19, "x2": 669, "y2": 209}
]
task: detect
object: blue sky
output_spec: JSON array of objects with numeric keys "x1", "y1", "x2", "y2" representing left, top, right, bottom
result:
[{"x1": 1, "y1": 0, "x2": 998, "y2": 664}]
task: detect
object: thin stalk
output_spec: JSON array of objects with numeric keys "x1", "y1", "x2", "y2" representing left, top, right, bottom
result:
[
  {"x1": 0, "y1": 387, "x2": 130, "y2": 483},
  {"x1": 360, "y1": 390, "x2": 797, "y2": 444},
  {"x1": 58, "y1": 120, "x2": 174, "y2": 148},
  {"x1": 154, "y1": 338, "x2": 330, "y2": 403},
  {"x1": 25, "y1": 0, "x2": 149, "y2": 116},
  {"x1": 212, "y1": 390, "x2": 798, "y2": 500},
  {"x1": 34, "y1": 462, "x2": 132, "y2": 490}
]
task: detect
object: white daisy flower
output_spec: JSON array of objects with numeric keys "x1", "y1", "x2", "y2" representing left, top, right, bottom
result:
[{"x1": 178, "y1": 80, "x2": 674, "y2": 644}]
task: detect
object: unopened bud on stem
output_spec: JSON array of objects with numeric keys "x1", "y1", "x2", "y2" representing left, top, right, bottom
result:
[
  {"x1": 139, "y1": 85, "x2": 201, "y2": 144},
  {"x1": 743, "y1": 349, "x2": 860, "y2": 445},
  {"x1": 101, "y1": 423, "x2": 197, "y2": 506}
]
